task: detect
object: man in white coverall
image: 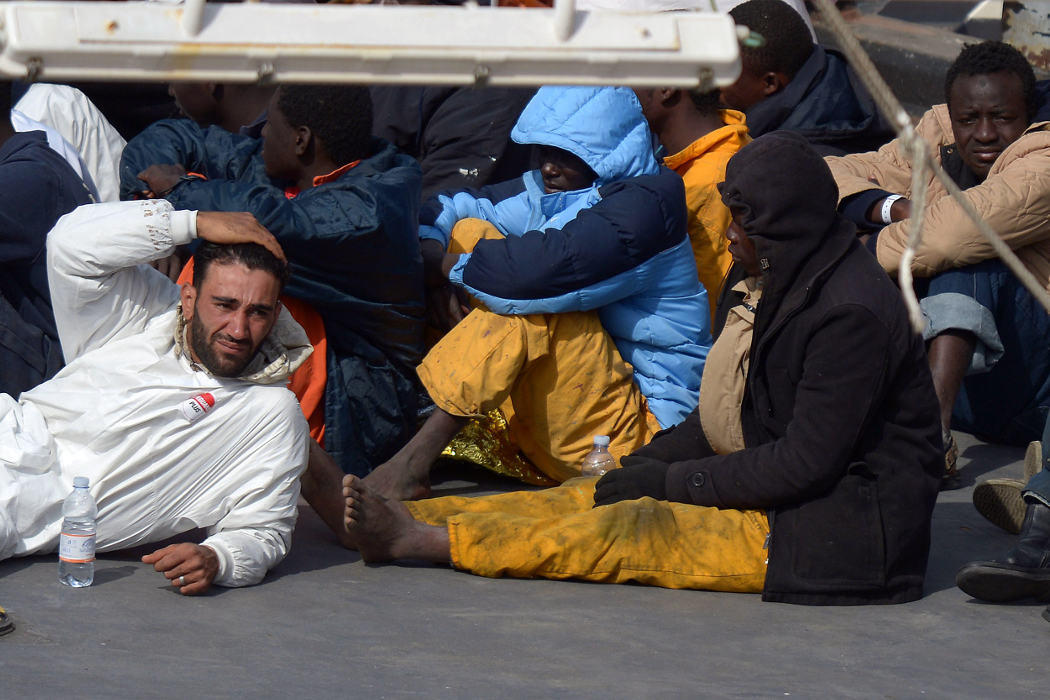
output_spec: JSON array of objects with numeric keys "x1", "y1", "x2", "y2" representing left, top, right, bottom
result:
[{"x1": 0, "y1": 199, "x2": 311, "y2": 595}]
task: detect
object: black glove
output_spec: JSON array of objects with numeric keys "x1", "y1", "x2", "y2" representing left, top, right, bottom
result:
[{"x1": 593, "y1": 457, "x2": 670, "y2": 507}]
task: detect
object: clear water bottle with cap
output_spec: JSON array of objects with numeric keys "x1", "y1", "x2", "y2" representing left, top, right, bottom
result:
[
  {"x1": 58, "y1": 476, "x2": 97, "y2": 587},
  {"x1": 581, "y1": 435, "x2": 616, "y2": 477}
]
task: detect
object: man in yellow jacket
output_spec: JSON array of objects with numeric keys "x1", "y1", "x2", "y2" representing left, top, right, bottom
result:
[
  {"x1": 826, "y1": 41, "x2": 1050, "y2": 478},
  {"x1": 634, "y1": 87, "x2": 750, "y2": 319}
]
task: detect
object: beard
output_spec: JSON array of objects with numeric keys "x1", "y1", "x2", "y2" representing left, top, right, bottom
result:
[{"x1": 188, "y1": 312, "x2": 257, "y2": 378}]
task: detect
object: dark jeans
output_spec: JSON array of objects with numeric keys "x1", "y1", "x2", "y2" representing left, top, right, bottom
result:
[
  {"x1": 1027, "y1": 415, "x2": 1050, "y2": 507},
  {"x1": 919, "y1": 259, "x2": 1050, "y2": 445}
]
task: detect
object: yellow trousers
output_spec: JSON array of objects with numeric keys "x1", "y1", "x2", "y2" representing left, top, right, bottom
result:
[
  {"x1": 420, "y1": 220, "x2": 660, "y2": 483},
  {"x1": 407, "y1": 478, "x2": 769, "y2": 591}
]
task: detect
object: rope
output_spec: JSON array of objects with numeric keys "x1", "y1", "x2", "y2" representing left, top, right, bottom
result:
[
  {"x1": 806, "y1": 0, "x2": 1050, "y2": 332},
  {"x1": 898, "y1": 139, "x2": 929, "y2": 332}
]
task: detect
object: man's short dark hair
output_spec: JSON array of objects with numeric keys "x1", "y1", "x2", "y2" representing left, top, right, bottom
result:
[
  {"x1": 193, "y1": 241, "x2": 290, "y2": 291},
  {"x1": 729, "y1": 0, "x2": 814, "y2": 80},
  {"x1": 945, "y1": 41, "x2": 1037, "y2": 121},
  {"x1": 688, "y1": 88, "x2": 722, "y2": 117},
  {"x1": 276, "y1": 84, "x2": 373, "y2": 165}
]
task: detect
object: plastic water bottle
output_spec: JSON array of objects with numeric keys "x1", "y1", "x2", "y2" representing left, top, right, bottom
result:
[
  {"x1": 58, "y1": 476, "x2": 97, "y2": 587},
  {"x1": 581, "y1": 435, "x2": 616, "y2": 477}
]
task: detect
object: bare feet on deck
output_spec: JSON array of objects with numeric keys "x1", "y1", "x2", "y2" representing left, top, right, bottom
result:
[
  {"x1": 342, "y1": 475, "x2": 450, "y2": 563},
  {"x1": 361, "y1": 458, "x2": 432, "y2": 501}
]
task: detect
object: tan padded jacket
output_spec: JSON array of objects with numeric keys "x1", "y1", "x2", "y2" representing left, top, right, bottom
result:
[{"x1": 825, "y1": 104, "x2": 1050, "y2": 286}]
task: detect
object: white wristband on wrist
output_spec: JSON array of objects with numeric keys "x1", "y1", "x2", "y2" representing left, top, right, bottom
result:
[{"x1": 880, "y1": 194, "x2": 904, "y2": 225}]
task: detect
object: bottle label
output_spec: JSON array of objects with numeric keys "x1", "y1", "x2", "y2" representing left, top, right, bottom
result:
[
  {"x1": 59, "y1": 532, "x2": 96, "y2": 563},
  {"x1": 178, "y1": 392, "x2": 216, "y2": 423}
]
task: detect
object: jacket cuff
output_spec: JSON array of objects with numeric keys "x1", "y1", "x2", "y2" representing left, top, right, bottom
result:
[
  {"x1": 170, "y1": 209, "x2": 199, "y2": 247},
  {"x1": 665, "y1": 460, "x2": 724, "y2": 507},
  {"x1": 418, "y1": 224, "x2": 450, "y2": 247},
  {"x1": 448, "y1": 253, "x2": 470, "y2": 286},
  {"x1": 840, "y1": 189, "x2": 891, "y2": 228},
  {"x1": 199, "y1": 536, "x2": 232, "y2": 585}
]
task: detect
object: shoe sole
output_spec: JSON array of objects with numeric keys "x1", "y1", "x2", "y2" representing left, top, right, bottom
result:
[
  {"x1": 973, "y1": 479, "x2": 1027, "y2": 534},
  {"x1": 0, "y1": 612, "x2": 12, "y2": 637},
  {"x1": 956, "y1": 562, "x2": 1050, "y2": 602}
]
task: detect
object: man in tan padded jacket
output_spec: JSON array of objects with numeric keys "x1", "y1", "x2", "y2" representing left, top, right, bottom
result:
[{"x1": 826, "y1": 40, "x2": 1050, "y2": 480}]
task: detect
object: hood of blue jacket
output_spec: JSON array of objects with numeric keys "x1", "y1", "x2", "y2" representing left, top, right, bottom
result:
[{"x1": 510, "y1": 86, "x2": 660, "y2": 186}]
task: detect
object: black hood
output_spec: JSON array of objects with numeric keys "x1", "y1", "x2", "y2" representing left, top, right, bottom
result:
[{"x1": 717, "y1": 131, "x2": 857, "y2": 328}]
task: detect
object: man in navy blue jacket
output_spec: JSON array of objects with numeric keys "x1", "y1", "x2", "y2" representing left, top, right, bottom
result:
[
  {"x1": 721, "y1": 0, "x2": 893, "y2": 156},
  {"x1": 120, "y1": 85, "x2": 425, "y2": 486},
  {"x1": 0, "y1": 86, "x2": 95, "y2": 397}
]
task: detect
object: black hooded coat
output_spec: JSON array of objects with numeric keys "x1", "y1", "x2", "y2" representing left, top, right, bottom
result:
[{"x1": 627, "y1": 133, "x2": 943, "y2": 605}]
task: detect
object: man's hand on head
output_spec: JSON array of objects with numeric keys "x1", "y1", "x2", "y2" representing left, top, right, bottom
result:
[
  {"x1": 593, "y1": 457, "x2": 670, "y2": 507},
  {"x1": 141, "y1": 543, "x2": 220, "y2": 595},
  {"x1": 137, "y1": 164, "x2": 188, "y2": 198},
  {"x1": 196, "y1": 211, "x2": 286, "y2": 262}
]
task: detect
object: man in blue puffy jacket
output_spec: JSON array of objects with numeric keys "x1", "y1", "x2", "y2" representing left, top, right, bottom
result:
[{"x1": 365, "y1": 86, "x2": 712, "y2": 500}]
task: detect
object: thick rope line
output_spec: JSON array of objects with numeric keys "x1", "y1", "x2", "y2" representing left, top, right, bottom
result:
[
  {"x1": 898, "y1": 140, "x2": 930, "y2": 332},
  {"x1": 806, "y1": 0, "x2": 1050, "y2": 331}
]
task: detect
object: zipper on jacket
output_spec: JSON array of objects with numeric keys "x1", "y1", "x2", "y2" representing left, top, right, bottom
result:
[{"x1": 764, "y1": 509, "x2": 774, "y2": 565}]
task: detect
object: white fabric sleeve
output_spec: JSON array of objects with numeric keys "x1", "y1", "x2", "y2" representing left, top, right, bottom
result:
[
  {"x1": 15, "y1": 83, "x2": 128, "y2": 203},
  {"x1": 46, "y1": 200, "x2": 198, "y2": 362},
  {"x1": 199, "y1": 396, "x2": 310, "y2": 588}
]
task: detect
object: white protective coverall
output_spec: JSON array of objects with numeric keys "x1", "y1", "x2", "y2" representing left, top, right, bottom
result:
[{"x1": 0, "y1": 199, "x2": 311, "y2": 588}]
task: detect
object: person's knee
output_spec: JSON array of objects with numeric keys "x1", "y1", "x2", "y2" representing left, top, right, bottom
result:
[{"x1": 448, "y1": 218, "x2": 505, "y2": 254}]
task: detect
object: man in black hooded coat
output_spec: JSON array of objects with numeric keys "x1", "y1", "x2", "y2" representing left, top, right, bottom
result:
[
  {"x1": 340, "y1": 132, "x2": 943, "y2": 605},
  {"x1": 599, "y1": 131, "x2": 945, "y2": 604}
]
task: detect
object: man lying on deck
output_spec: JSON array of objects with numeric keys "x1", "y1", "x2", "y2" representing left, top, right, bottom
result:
[{"x1": 0, "y1": 200, "x2": 310, "y2": 595}]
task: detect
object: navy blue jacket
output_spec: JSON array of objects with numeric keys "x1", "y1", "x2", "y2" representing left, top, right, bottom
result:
[
  {"x1": 119, "y1": 120, "x2": 425, "y2": 475},
  {"x1": 0, "y1": 131, "x2": 94, "y2": 397},
  {"x1": 746, "y1": 46, "x2": 895, "y2": 157}
]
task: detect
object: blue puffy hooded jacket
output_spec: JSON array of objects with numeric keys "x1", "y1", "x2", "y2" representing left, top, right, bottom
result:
[{"x1": 420, "y1": 86, "x2": 711, "y2": 428}]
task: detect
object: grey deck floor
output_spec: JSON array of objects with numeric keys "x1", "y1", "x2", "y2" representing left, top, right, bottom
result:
[{"x1": 1, "y1": 432, "x2": 1046, "y2": 698}]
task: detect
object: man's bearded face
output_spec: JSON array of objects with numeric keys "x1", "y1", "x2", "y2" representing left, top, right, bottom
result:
[{"x1": 183, "y1": 261, "x2": 281, "y2": 377}]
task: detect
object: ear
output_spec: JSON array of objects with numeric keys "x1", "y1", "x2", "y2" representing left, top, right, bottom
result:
[
  {"x1": 761, "y1": 71, "x2": 789, "y2": 97},
  {"x1": 658, "y1": 88, "x2": 679, "y2": 105},
  {"x1": 180, "y1": 282, "x2": 198, "y2": 322},
  {"x1": 295, "y1": 125, "x2": 312, "y2": 158}
]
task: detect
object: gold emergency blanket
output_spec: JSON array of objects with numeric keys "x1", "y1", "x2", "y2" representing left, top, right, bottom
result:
[{"x1": 440, "y1": 409, "x2": 557, "y2": 486}]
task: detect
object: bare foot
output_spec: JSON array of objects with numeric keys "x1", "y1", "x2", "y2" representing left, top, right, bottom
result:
[
  {"x1": 360, "y1": 407, "x2": 467, "y2": 500},
  {"x1": 342, "y1": 475, "x2": 448, "y2": 563},
  {"x1": 363, "y1": 458, "x2": 432, "y2": 501}
]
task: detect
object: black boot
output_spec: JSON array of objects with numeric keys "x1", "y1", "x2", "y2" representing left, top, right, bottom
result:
[{"x1": 956, "y1": 500, "x2": 1050, "y2": 602}]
